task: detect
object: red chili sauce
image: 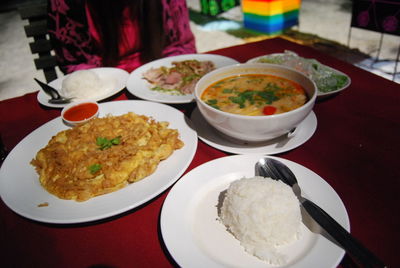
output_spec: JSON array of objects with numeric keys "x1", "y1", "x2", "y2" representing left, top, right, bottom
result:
[{"x1": 63, "y1": 102, "x2": 98, "y2": 122}]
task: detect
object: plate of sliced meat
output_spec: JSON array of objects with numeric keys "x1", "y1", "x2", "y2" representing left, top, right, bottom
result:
[{"x1": 126, "y1": 54, "x2": 239, "y2": 104}]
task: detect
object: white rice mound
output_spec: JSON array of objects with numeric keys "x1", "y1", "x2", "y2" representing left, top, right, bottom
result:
[
  {"x1": 61, "y1": 70, "x2": 113, "y2": 99},
  {"x1": 220, "y1": 176, "x2": 302, "y2": 265}
]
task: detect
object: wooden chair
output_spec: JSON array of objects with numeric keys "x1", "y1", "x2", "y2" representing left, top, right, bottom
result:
[
  {"x1": 19, "y1": 1, "x2": 58, "y2": 83},
  {"x1": 347, "y1": 0, "x2": 400, "y2": 81}
]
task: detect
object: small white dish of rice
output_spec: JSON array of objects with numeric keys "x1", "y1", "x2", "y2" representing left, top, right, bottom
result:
[
  {"x1": 160, "y1": 154, "x2": 349, "y2": 268},
  {"x1": 60, "y1": 69, "x2": 115, "y2": 100},
  {"x1": 37, "y1": 67, "x2": 129, "y2": 108}
]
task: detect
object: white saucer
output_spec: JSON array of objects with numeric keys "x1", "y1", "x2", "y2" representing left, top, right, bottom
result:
[{"x1": 190, "y1": 107, "x2": 317, "y2": 155}]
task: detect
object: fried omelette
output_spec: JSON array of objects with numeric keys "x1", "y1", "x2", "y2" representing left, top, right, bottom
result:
[{"x1": 31, "y1": 112, "x2": 184, "y2": 202}]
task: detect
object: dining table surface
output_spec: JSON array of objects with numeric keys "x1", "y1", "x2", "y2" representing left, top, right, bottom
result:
[{"x1": 0, "y1": 37, "x2": 399, "y2": 268}]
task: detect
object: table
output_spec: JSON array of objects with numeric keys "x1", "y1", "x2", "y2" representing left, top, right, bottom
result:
[{"x1": 1, "y1": 38, "x2": 399, "y2": 267}]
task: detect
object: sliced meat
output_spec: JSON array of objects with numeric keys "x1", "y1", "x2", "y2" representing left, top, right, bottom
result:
[
  {"x1": 142, "y1": 68, "x2": 164, "y2": 83},
  {"x1": 164, "y1": 71, "x2": 183, "y2": 85},
  {"x1": 142, "y1": 60, "x2": 215, "y2": 94},
  {"x1": 180, "y1": 79, "x2": 198, "y2": 94}
]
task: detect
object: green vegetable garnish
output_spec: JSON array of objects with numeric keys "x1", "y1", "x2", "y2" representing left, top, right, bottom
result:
[
  {"x1": 96, "y1": 136, "x2": 121, "y2": 150},
  {"x1": 264, "y1": 82, "x2": 281, "y2": 91},
  {"x1": 258, "y1": 57, "x2": 284, "y2": 64},
  {"x1": 246, "y1": 78, "x2": 263, "y2": 84},
  {"x1": 229, "y1": 90, "x2": 256, "y2": 108},
  {"x1": 225, "y1": 88, "x2": 279, "y2": 108},
  {"x1": 317, "y1": 74, "x2": 349, "y2": 93},
  {"x1": 212, "y1": 80, "x2": 226, "y2": 88},
  {"x1": 256, "y1": 90, "x2": 279, "y2": 104},
  {"x1": 151, "y1": 86, "x2": 184, "y2": 95},
  {"x1": 182, "y1": 74, "x2": 200, "y2": 82},
  {"x1": 88, "y1": 163, "x2": 102, "y2": 174},
  {"x1": 206, "y1": 99, "x2": 220, "y2": 109},
  {"x1": 222, "y1": 88, "x2": 234, "y2": 93},
  {"x1": 229, "y1": 96, "x2": 246, "y2": 108}
]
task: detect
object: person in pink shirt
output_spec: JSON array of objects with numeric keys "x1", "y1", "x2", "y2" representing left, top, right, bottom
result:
[{"x1": 48, "y1": 0, "x2": 197, "y2": 73}]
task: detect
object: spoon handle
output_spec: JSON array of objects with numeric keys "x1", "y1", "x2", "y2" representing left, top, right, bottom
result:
[
  {"x1": 302, "y1": 198, "x2": 386, "y2": 267},
  {"x1": 34, "y1": 78, "x2": 60, "y2": 99}
]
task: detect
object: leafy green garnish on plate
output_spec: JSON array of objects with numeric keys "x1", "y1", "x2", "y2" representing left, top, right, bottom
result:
[
  {"x1": 96, "y1": 136, "x2": 121, "y2": 150},
  {"x1": 88, "y1": 163, "x2": 102, "y2": 174},
  {"x1": 151, "y1": 86, "x2": 184, "y2": 95}
]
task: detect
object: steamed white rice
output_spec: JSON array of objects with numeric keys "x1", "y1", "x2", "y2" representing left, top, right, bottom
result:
[
  {"x1": 61, "y1": 70, "x2": 114, "y2": 99},
  {"x1": 220, "y1": 176, "x2": 301, "y2": 265}
]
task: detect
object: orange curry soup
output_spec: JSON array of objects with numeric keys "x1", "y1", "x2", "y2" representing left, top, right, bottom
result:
[{"x1": 201, "y1": 74, "x2": 307, "y2": 116}]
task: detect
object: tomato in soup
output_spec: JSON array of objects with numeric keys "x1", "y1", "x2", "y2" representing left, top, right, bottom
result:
[
  {"x1": 63, "y1": 102, "x2": 98, "y2": 122},
  {"x1": 201, "y1": 74, "x2": 307, "y2": 116}
]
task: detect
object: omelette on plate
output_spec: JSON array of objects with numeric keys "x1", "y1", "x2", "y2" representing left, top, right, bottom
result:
[{"x1": 31, "y1": 112, "x2": 184, "y2": 202}]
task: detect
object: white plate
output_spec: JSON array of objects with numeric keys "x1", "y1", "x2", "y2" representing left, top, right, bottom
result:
[
  {"x1": 126, "y1": 54, "x2": 239, "y2": 104},
  {"x1": 191, "y1": 107, "x2": 317, "y2": 155},
  {"x1": 37, "y1": 67, "x2": 129, "y2": 108},
  {"x1": 161, "y1": 154, "x2": 349, "y2": 268},
  {"x1": 247, "y1": 54, "x2": 351, "y2": 98},
  {"x1": 0, "y1": 100, "x2": 197, "y2": 224}
]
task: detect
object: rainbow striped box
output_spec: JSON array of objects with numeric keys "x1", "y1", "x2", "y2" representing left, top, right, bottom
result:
[{"x1": 242, "y1": 0, "x2": 301, "y2": 35}]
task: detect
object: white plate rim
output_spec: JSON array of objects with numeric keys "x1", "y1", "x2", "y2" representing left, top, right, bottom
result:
[
  {"x1": 247, "y1": 54, "x2": 351, "y2": 98},
  {"x1": 37, "y1": 67, "x2": 130, "y2": 108},
  {"x1": 160, "y1": 154, "x2": 349, "y2": 268},
  {"x1": 0, "y1": 100, "x2": 197, "y2": 224},
  {"x1": 126, "y1": 54, "x2": 239, "y2": 104},
  {"x1": 191, "y1": 108, "x2": 317, "y2": 155}
]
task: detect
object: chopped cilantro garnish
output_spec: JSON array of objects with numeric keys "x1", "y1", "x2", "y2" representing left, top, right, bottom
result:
[
  {"x1": 246, "y1": 78, "x2": 263, "y2": 84},
  {"x1": 241, "y1": 90, "x2": 256, "y2": 99},
  {"x1": 229, "y1": 96, "x2": 246, "y2": 108},
  {"x1": 212, "y1": 81, "x2": 226, "y2": 88},
  {"x1": 257, "y1": 91, "x2": 279, "y2": 104},
  {"x1": 206, "y1": 99, "x2": 220, "y2": 109},
  {"x1": 264, "y1": 82, "x2": 282, "y2": 91},
  {"x1": 222, "y1": 88, "x2": 234, "y2": 93},
  {"x1": 217, "y1": 87, "x2": 281, "y2": 108},
  {"x1": 88, "y1": 163, "x2": 102, "y2": 174},
  {"x1": 96, "y1": 136, "x2": 121, "y2": 150}
]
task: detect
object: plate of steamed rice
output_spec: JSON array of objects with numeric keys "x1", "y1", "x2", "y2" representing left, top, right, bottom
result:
[
  {"x1": 37, "y1": 67, "x2": 129, "y2": 108},
  {"x1": 160, "y1": 154, "x2": 349, "y2": 268}
]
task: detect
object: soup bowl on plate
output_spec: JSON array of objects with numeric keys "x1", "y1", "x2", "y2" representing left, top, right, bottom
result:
[{"x1": 194, "y1": 63, "x2": 317, "y2": 142}]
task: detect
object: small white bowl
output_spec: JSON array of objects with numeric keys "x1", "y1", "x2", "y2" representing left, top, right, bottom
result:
[
  {"x1": 61, "y1": 100, "x2": 99, "y2": 126},
  {"x1": 194, "y1": 63, "x2": 317, "y2": 142}
]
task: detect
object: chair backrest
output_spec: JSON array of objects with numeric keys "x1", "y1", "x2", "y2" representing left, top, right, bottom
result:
[
  {"x1": 347, "y1": 0, "x2": 400, "y2": 81},
  {"x1": 19, "y1": 1, "x2": 58, "y2": 83}
]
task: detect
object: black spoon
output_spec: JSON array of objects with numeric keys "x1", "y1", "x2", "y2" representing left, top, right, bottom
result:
[{"x1": 34, "y1": 78, "x2": 73, "y2": 104}]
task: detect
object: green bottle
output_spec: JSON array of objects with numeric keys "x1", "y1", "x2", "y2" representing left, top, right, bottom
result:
[{"x1": 209, "y1": 0, "x2": 220, "y2": 16}]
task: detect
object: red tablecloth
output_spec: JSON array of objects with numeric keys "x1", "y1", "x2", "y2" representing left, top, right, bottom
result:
[{"x1": 1, "y1": 38, "x2": 399, "y2": 267}]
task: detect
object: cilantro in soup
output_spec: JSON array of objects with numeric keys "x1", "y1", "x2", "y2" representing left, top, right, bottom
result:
[{"x1": 201, "y1": 74, "x2": 307, "y2": 116}]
